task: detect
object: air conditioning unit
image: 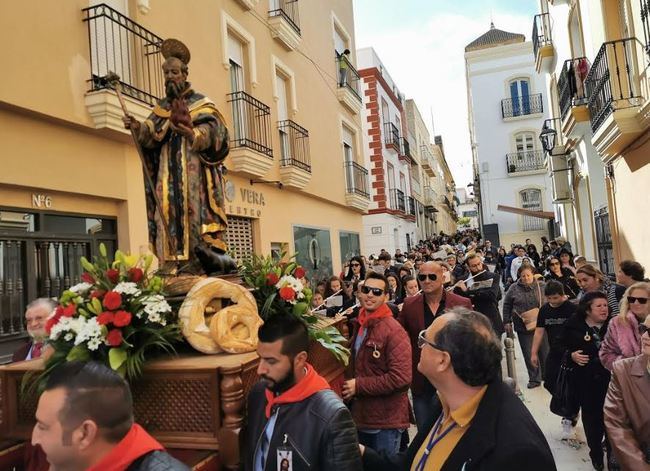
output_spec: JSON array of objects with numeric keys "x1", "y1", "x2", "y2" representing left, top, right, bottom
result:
[{"x1": 552, "y1": 173, "x2": 572, "y2": 203}]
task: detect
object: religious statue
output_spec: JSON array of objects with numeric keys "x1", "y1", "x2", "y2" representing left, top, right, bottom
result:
[{"x1": 122, "y1": 39, "x2": 236, "y2": 275}]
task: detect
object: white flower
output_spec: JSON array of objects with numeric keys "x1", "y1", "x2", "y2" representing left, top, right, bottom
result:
[
  {"x1": 49, "y1": 316, "x2": 104, "y2": 349},
  {"x1": 69, "y1": 282, "x2": 92, "y2": 294},
  {"x1": 87, "y1": 337, "x2": 102, "y2": 351},
  {"x1": 114, "y1": 282, "x2": 141, "y2": 297},
  {"x1": 64, "y1": 333, "x2": 74, "y2": 342},
  {"x1": 142, "y1": 295, "x2": 171, "y2": 322}
]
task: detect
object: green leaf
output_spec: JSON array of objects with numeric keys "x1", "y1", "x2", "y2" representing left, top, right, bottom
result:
[
  {"x1": 108, "y1": 347, "x2": 128, "y2": 371},
  {"x1": 292, "y1": 302, "x2": 308, "y2": 316},
  {"x1": 261, "y1": 292, "x2": 277, "y2": 318},
  {"x1": 66, "y1": 344, "x2": 91, "y2": 362},
  {"x1": 80, "y1": 256, "x2": 95, "y2": 273},
  {"x1": 99, "y1": 243, "x2": 107, "y2": 258},
  {"x1": 91, "y1": 298, "x2": 102, "y2": 314}
]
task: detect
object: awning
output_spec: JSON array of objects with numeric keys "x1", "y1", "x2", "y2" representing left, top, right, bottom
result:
[{"x1": 497, "y1": 205, "x2": 555, "y2": 220}]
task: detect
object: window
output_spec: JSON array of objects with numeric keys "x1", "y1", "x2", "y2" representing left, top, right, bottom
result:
[
  {"x1": 229, "y1": 34, "x2": 246, "y2": 141},
  {"x1": 520, "y1": 189, "x2": 545, "y2": 231},
  {"x1": 276, "y1": 72, "x2": 290, "y2": 162},
  {"x1": 387, "y1": 163, "x2": 395, "y2": 191},
  {"x1": 509, "y1": 78, "x2": 530, "y2": 116},
  {"x1": 381, "y1": 98, "x2": 390, "y2": 126},
  {"x1": 399, "y1": 172, "x2": 407, "y2": 193}
]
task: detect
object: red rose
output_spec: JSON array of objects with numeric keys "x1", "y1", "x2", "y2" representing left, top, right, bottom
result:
[
  {"x1": 97, "y1": 311, "x2": 115, "y2": 326},
  {"x1": 62, "y1": 304, "x2": 76, "y2": 317},
  {"x1": 103, "y1": 291, "x2": 122, "y2": 310},
  {"x1": 106, "y1": 329, "x2": 123, "y2": 347},
  {"x1": 294, "y1": 267, "x2": 306, "y2": 279},
  {"x1": 90, "y1": 289, "x2": 106, "y2": 300},
  {"x1": 106, "y1": 269, "x2": 120, "y2": 284},
  {"x1": 266, "y1": 273, "x2": 280, "y2": 286},
  {"x1": 128, "y1": 267, "x2": 144, "y2": 283},
  {"x1": 279, "y1": 286, "x2": 296, "y2": 301},
  {"x1": 81, "y1": 272, "x2": 95, "y2": 284},
  {"x1": 113, "y1": 310, "x2": 132, "y2": 327},
  {"x1": 45, "y1": 316, "x2": 58, "y2": 335},
  {"x1": 55, "y1": 305, "x2": 64, "y2": 317}
]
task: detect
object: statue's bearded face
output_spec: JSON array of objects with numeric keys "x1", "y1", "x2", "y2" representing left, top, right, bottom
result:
[{"x1": 163, "y1": 57, "x2": 187, "y2": 99}]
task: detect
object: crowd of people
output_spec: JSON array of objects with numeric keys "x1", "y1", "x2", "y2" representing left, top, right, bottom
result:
[{"x1": 14, "y1": 229, "x2": 650, "y2": 470}]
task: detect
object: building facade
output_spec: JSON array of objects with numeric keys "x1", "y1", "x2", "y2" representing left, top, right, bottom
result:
[
  {"x1": 456, "y1": 187, "x2": 479, "y2": 229},
  {"x1": 465, "y1": 24, "x2": 553, "y2": 248},
  {"x1": 357, "y1": 47, "x2": 417, "y2": 255},
  {"x1": 0, "y1": 0, "x2": 369, "y2": 361}
]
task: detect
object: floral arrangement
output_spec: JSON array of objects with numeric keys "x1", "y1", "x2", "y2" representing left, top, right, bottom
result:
[
  {"x1": 40, "y1": 244, "x2": 181, "y2": 383},
  {"x1": 241, "y1": 253, "x2": 350, "y2": 365}
]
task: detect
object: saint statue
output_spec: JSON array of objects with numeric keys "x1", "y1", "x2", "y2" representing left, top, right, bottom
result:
[{"x1": 123, "y1": 39, "x2": 236, "y2": 275}]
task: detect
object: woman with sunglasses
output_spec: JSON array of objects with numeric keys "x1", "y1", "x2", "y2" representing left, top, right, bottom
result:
[
  {"x1": 576, "y1": 264, "x2": 625, "y2": 316},
  {"x1": 545, "y1": 256, "x2": 580, "y2": 299},
  {"x1": 344, "y1": 255, "x2": 366, "y2": 282},
  {"x1": 563, "y1": 291, "x2": 612, "y2": 470},
  {"x1": 599, "y1": 281, "x2": 650, "y2": 371}
]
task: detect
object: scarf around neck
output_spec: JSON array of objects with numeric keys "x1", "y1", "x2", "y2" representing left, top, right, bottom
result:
[
  {"x1": 357, "y1": 303, "x2": 393, "y2": 336},
  {"x1": 86, "y1": 423, "x2": 164, "y2": 471},
  {"x1": 264, "y1": 363, "x2": 330, "y2": 418}
]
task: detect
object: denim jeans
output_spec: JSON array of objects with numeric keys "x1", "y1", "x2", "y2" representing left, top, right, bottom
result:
[
  {"x1": 412, "y1": 393, "x2": 438, "y2": 433},
  {"x1": 358, "y1": 429, "x2": 403, "y2": 455}
]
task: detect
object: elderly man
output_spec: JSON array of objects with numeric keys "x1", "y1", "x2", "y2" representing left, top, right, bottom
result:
[
  {"x1": 362, "y1": 308, "x2": 556, "y2": 470},
  {"x1": 604, "y1": 314, "x2": 650, "y2": 470},
  {"x1": 399, "y1": 262, "x2": 471, "y2": 432},
  {"x1": 13, "y1": 298, "x2": 55, "y2": 362},
  {"x1": 510, "y1": 245, "x2": 533, "y2": 281}
]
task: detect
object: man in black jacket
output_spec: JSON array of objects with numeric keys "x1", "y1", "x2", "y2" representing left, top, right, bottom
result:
[
  {"x1": 242, "y1": 315, "x2": 361, "y2": 471},
  {"x1": 361, "y1": 308, "x2": 556, "y2": 471},
  {"x1": 454, "y1": 253, "x2": 504, "y2": 336}
]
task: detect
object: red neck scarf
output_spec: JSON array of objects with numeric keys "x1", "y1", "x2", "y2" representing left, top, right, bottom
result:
[
  {"x1": 264, "y1": 363, "x2": 330, "y2": 418},
  {"x1": 86, "y1": 423, "x2": 164, "y2": 471},
  {"x1": 357, "y1": 303, "x2": 393, "y2": 335}
]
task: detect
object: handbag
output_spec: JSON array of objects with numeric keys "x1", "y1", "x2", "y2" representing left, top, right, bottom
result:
[
  {"x1": 550, "y1": 352, "x2": 580, "y2": 417},
  {"x1": 516, "y1": 282, "x2": 542, "y2": 332}
]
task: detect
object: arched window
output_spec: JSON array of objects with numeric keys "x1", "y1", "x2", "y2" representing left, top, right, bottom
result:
[
  {"x1": 520, "y1": 188, "x2": 545, "y2": 231},
  {"x1": 509, "y1": 78, "x2": 530, "y2": 116}
]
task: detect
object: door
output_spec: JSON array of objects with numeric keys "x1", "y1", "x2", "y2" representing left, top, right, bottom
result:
[
  {"x1": 387, "y1": 163, "x2": 396, "y2": 209},
  {"x1": 510, "y1": 79, "x2": 530, "y2": 116}
]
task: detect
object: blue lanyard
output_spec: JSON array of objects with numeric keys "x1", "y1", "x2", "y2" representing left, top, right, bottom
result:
[{"x1": 414, "y1": 414, "x2": 457, "y2": 471}]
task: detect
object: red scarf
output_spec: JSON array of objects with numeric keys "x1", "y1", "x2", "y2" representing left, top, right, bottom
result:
[
  {"x1": 264, "y1": 363, "x2": 330, "y2": 418},
  {"x1": 357, "y1": 303, "x2": 393, "y2": 336},
  {"x1": 86, "y1": 423, "x2": 164, "y2": 471}
]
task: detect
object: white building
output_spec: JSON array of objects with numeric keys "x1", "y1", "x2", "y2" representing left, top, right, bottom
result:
[
  {"x1": 456, "y1": 187, "x2": 479, "y2": 229},
  {"x1": 465, "y1": 24, "x2": 553, "y2": 248},
  {"x1": 357, "y1": 47, "x2": 418, "y2": 255}
]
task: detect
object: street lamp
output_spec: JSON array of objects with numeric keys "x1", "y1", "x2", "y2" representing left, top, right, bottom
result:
[{"x1": 539, "y1": 121, "x2": 557, "y2": 154}]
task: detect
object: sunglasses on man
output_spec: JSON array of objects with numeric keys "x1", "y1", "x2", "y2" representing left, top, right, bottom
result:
[
  {"x1": 360, "y1": 285, "x2": 384, "y2": 296},
  {"x1": 417, "y1": 273, "x2": 437, "y2": 282},
  {"x1": 417, "y1": 330, "x2": 447, "y2": 351},
  {"x1": 627, "y1": 296, "x2": 649, "y2": 305}
]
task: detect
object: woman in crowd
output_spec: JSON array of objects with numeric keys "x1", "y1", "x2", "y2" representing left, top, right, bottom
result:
[
  {"x1": 386, "y1": 272, "x2": 402, "y2": 303},
  {"x1": 496, "y1": 247, "x2": 508, "y2": 284},
  {"x1": 559, "y1": 248, "x2": 576, "y2": 274},
  {"x1": 563, "y1": 291, "x2": 612, "y2": 470},
  {"x1": 343, "y1": 255, "x2": 365, "y2": 282},
  {"x1": 616, "y1": 259, "x2": 647, "y2": 288},
  {"x1": 574, "y1": 255, "x2": 588, "y2": 270},
  {"x1": 527, "y1": 244, "x2": 542, "y2": 270},
  {"x1": 324, "y1": 275, "x2": 343, "y2": 299},
  {"x1": 541, "y1": 244, "x2": 552, "y2": 260},
  {"x1": 503, "y1": 265, "x2": 548, "y2": 388},
  {"x1": 545, "y1": 256, "x2": 580, "y2": 299},
  {"x1": 402, "y1": 275, "x2": 420, "y2": 298},
  {"x1": 600, "y1": 281, "x2": 650, "y2": 371},
  {"x1": 604, "y1": 314, "x2": 650, "y2": 469},
  {"x1": 576, "y1": 264, "x2": 623, "y2": 315},
  {"x1": 311, "y1": 292, "x2": 324, "y2": 309}
]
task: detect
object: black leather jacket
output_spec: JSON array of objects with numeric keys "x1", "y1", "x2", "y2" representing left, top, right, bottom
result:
[
  {"x1": 126, "y1": 450, "x2": 189, "y2": 471},
  {"x1": 241, "y1": 382, "x2": 362, "y2": 471}
]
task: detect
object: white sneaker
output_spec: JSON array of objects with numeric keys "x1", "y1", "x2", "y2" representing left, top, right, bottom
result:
[{"x1": 560, "y1": 418, "x2": 575, "y2": 441}]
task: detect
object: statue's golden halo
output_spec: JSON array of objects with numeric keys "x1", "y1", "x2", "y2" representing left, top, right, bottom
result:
[{"x1": 161, "y1": 38, "x2": 191, "y2": 65}]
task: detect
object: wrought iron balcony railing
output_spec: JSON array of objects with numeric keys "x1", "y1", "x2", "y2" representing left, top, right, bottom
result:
[
  {"x1": 278, "y1": 119, "x2": 310, "y2": 172},
  {"x1": 501, "y1": 93, "x2": 543, "y2": 118},
  {"x1": 408, "y1": 196, "x2": 417, "y2": 216},
  {"x1": 532, "y1": 13, "x2": 552, "y2": 59},
  {"x1": 228, "y1": 91, "x2": 273, "y2": 158},
  {"x1": 83, "y1": 3, "x2": 163, "y2": 105},
  {"x1": 384, "y1": 122, "x2": 400, "y2": 149},
  {"x1": 336, "y1": 52, "x2": 362, "y2": 102},
  {"x1": 390, "y1": 188, "x2": 406, "y2": 212},
  {"x1": 344, "y1": 161, "x2": 369, "y2": 198},
  {"x1": 585, "y1": 38, "x2": 643, "y2": 132},
  {"x1": 399, "y1": 137, "x2": 411, "y2": 160},
  {"x1": 506, "y1": 150, "x2": 546, "y2": 174},
  {"x1": 268, "y1": 0, "x2": 300, "y2": 34},
  {"x1": 558, "y1": 57, "x2": 590, "y2": 119}
]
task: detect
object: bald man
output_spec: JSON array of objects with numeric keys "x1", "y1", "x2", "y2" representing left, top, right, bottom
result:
[
  {"x1": 398, "y1": 262, "x2": 472, "y2": 432},
  {"x1": 362, "y1": 309, "x2": 556, "y2": 470}
]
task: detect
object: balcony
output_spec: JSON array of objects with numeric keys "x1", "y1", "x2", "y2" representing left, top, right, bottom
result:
[
  {"x1": 82, "y1": 4, "x2": 163, "y2": 133},
  {"x1": 586, "y1": 39, "x2": 646, "y2": 160},
  {"x1": 423, "y1": 186, "x2": 437, "y2": 209},
  {"x1": 558, "y1": 58, "x2": 591, "y2": 141},
  {"x1": 420, "y1": 145, "x2": 436, "y2": 177},
  {"x1": 228, "y1": 91, "x2": 274, "y2": 177},
  {"x1": 410, "y1": 178, "x2": 421, "y2": 196},
  {"x1": 384, "y1": 122, "x2": 400, "y2": 151},
  {"x1": 398, "y1": 137, "x2": 413, "y2": 163},
  {"x1": 501, "y1": 93, "x2": 543, "y2": 119},
  {"x1": 506, "y1": 150, "x2": 546, "y2": 174},
  {"x1": 389, "y1": 188, "x2": 406, "y2": 212},
  {"x1": 268, "y1": 0, "x2": 301, "y2": 51},
  {"x1": 344, "y1": 161, "x2": 370, "y2": 212},
  {"x1": 336, "y1": 52, "x2": 362, "y2": 114},
  {"x1": 408, "y1": 196, "x2": 417, "y2": 216},
  {"x1": 278, "y1": 119, "x2": 310, "y2": 189},
  {"x1": 533, "y1": 13, "x2": 554, "y2": 73}
]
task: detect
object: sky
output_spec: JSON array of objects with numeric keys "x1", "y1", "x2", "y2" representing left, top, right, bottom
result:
[{"x1": 353, "y1": 0, "x2": 539, "y2": 189}]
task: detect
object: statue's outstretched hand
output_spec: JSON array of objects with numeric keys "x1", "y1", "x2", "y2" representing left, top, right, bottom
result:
[
  {"x1": 123, "y1": 115, "x2": 140, "y2": 131},
  {"x1": 170, "y1": 122, "x2": 194, "y2": 143}
]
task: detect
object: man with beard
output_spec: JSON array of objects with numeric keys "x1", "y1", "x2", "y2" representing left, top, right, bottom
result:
[
  {"x1": 454, "y1": 253, "x2": 504, "y2": 337},
  {"x1": 123, "y1": 38, "x2": 234, "y2": 275},
  {"x1": 242, "y1": 315, "x2": 361, "y2": 471},
  {"x1": 13, "y1": 298, "x2": 56, "y2": 362}
]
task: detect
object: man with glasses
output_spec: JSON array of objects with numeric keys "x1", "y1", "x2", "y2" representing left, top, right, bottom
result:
[
  {"x1": 454, "y1": 253, "x2": 504, "y2": 336},
  {"x1": 342, "y1": 272, "x2": 411, "y2": 455},
  {"x1": 399, "y1": 262, "x2": 471, "y2": 432},
  {"x1": 361, "y1": 308, "x2": 556, "y2": 470}
]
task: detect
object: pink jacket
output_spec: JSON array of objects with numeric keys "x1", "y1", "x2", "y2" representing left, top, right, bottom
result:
[{"x1": 599, "y1": 313, "x2": 642, "y2": 371}]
